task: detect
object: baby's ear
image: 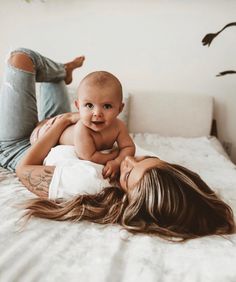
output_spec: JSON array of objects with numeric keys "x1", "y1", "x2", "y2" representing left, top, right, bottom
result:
[
  {"x1": 74, "y1": 100, "x2": 79, "y2": 111},
  {"x1": 119, "y1": 103, "x2": 124, "y2": 113}
]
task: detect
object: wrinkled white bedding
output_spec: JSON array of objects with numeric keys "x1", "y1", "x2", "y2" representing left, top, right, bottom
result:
[{"x1": 0, "y1": 135, "x2": 236, "y2": 282}]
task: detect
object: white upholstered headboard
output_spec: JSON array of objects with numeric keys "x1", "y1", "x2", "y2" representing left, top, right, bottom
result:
[
  {"x1": 68, "y1": 88, "x2": 213, "y2": 138},
  {"x1": 128, "y1": 93, "x2": 213, "y2": 137}
]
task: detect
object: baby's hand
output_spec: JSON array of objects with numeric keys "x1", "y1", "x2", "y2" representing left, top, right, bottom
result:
[{"x1": 102, "y1": 160, "x2": 120, "y2": 181}]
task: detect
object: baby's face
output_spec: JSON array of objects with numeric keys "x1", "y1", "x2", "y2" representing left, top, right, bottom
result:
[{"x1": 75, "y1": 83, "x2": 123, "y2": 132}]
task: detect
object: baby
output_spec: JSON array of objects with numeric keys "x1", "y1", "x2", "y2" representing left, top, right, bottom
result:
[{"x1": 31, "y1": 71, "x2": 135, "y2": 180}]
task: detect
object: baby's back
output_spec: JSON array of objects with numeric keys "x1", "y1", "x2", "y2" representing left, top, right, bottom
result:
[{"x1": 59, "y1": 124, "x2": 75, "y2": 145}]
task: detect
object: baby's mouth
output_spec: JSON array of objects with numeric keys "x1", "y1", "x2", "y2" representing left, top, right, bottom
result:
[{"x1": 92, "y1": 121, "x2": 105, "y2": 125}]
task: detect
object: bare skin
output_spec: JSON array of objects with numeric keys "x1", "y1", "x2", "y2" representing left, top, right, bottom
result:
[
  {"x1": 10, "y1": 52, "x2": 85, "y2": 85},
  {"x1": 31, "y1": 73, "x2": 135, "y2": 181},
  {"x1": 10, "y1": 53, "x2": 35, "y2": 72},
  {"x1": 8, "y1": 52, "x2": 83, "y2": 197},
  {"x1": 19, "y1": 166, "x2": 54, "y2": 198},
  {"x1": 16, "y1": 112, "x2": 80, "y2": 198},
  {"x1": 12, "y1": 53, "x2": 133, "y2": 183},
  {"x1": 9, "y1": 52, "x2": 155, "y2": 197},
  {"x1": 62, "y1": 80, "x2": 135, "y2": 180},
  {"x1": 64, "y1": 56, "x2": 85, "y2": 84},
  {"x1": 29, "y1": 54, "x2": 86, "y2": 143},
  {"x1": 119, "y1": 156, "x2": 162, "y2": 192}
]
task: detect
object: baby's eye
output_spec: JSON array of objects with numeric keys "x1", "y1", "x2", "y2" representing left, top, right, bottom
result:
[
  {"x1": 85, "y1": 103, "x2": 93, "y2": 109},
  {"x1": 103, "y1": 104, "x2": 112, "y2": 109}
]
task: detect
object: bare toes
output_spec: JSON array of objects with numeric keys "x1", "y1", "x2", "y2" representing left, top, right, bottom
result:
[{"x1": 64, "y1": 56, "x2": 85, "y2": 85}]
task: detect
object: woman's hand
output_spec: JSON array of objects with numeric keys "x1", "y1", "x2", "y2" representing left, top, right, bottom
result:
[{"x1": 55, "y1": 112, "x2": 80, "y2": 125}]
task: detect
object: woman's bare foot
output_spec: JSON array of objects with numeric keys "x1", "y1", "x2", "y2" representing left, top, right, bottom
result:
[{"x1": 64, "y1": 56, "x2": 85, "y2": 84}]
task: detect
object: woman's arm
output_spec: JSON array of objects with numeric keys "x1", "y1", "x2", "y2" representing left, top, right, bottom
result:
[
  {"x1": 16, "y1": 113, "x2": 80, "y2": 198},
  {"x1": 17, "y1": 165, "x2": 55, "y2": 198}
]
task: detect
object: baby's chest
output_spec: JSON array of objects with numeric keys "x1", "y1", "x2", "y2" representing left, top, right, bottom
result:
[{"x1": 92, "y1": 130, "x2": 118, "y2": 150}]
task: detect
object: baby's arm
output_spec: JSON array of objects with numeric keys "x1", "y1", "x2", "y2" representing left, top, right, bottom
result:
[
  {"x1": 114, "y1": 121, "x2": 135, "y2": 163},
  {"x1": 103, "y1": 121, "x2": 135, "y2": 179},
  {"x1": 74, "y1": 122, "x2": 119, "y2": 164}
]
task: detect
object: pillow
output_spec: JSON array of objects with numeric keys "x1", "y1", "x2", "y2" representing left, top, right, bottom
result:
[
  {"x1": 118, "y1": 93, "x2": 130, "y2": 126},
  {"x1": 128, "y1": 93, "x2": 213, "y2": 137}
]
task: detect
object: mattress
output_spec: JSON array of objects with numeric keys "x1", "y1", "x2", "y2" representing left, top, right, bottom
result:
[{"x1": 0, "y1": 135, "x2": 236, "y2": 282}]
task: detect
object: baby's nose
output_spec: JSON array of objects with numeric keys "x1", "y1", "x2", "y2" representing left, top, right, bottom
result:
[
  {"x1": 93, "y1": 108, "x2": 103, "y2": 117},
  {"x1": 125, "y1": 156, "x2": 136, "y2": 165}
]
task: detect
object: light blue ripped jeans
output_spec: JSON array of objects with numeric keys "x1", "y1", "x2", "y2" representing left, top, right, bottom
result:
[{"x1": 0, "y1": 48, "x2": 71, "y2": 171}]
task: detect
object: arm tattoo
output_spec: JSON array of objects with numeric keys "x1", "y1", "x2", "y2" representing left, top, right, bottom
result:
[{"x1": 21, "y1": 168, "x2": 53, "y2": 197}]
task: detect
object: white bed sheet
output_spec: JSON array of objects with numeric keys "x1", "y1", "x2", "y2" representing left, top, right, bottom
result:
[{"x1": 0, "y1": 135, "x2": 236, "y2": 282}]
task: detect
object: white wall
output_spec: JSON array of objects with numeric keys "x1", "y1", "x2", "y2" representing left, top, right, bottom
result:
[{"x1": 1, "y1": 0, "x2": 236, "y2": 162}]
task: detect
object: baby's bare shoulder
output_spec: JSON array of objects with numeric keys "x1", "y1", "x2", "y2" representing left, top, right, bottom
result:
[{"x1": 116, "y1": 118, "x2": 128, "y2": 132}]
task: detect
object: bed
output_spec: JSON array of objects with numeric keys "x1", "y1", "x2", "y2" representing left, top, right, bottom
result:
[{"x1": 1, "y1": 93, "x2": 236, "y2": 282}]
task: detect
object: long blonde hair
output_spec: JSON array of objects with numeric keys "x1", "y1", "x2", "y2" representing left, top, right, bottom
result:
[{"x1": 21, "y1": 161, "x2": 235, "y2": 241}]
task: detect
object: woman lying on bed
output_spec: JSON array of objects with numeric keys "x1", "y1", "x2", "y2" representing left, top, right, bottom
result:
[{"x1": 0, "y1": 48, "x2": 235, "y2": 241}]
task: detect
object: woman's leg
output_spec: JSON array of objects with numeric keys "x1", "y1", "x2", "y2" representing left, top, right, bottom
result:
[
  {"x1": 0, "y1": 48, "x2": 67, "y2": 171},
  {"x1": 38, "y1": 52, "x2": 85, "y2": 120},
  {"x1": 0, "y1": 48, "x2": 67, "y2": 139},
  {"x1": 38, "y1": 81, "x2": 71, "y2": 121}
]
